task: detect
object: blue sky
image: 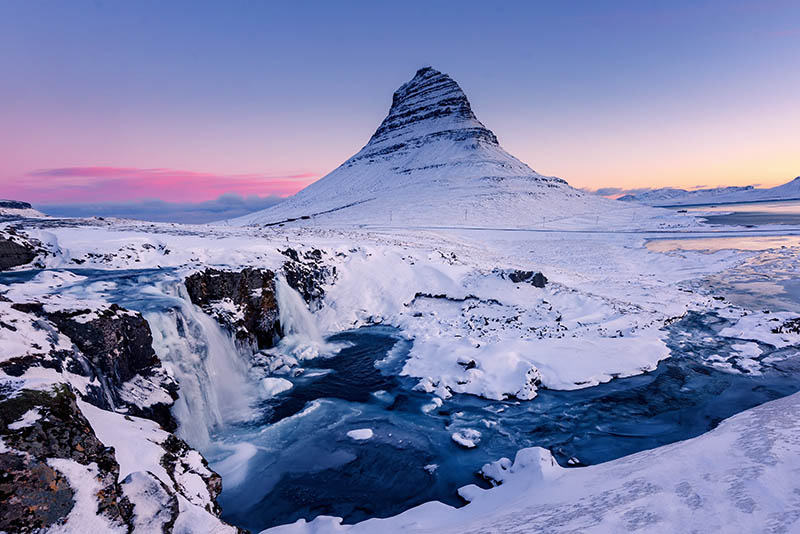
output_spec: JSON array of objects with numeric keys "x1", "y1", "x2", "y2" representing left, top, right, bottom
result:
[{"x1": 1, "y1": 0, "x2": 798, "y2": 221}]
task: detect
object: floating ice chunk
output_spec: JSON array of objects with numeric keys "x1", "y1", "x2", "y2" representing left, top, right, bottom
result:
[
  {"x1": 262, "y1": 377, "x2": 293, "y2": 397},
  {"x1": 424, "y1": 464, "x2": 439, "y2": 474},
  {"x1": 372, "y1": 390, "x2": 395, "y2": 403},
  {"x1": 421, "y1": 397, "x2": 443, "y2": 413},
  {"x1": 347, "y1": 428, "x2": 374, "y2": 441},
  {"x1": 451, "y1": 428, "x2": 481, "y2": 448}
]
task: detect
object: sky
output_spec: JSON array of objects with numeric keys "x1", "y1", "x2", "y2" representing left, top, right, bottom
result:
[{"x1": 1, "y1": 0, "x2": 799, "y2": 221}]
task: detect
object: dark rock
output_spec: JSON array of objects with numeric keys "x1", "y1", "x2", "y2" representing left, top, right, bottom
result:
[
  {"x1": 280, "y1": 248, "x2": 335, "y2": 308},
  {"x1": 0, "y1": 200, "x2": 33, "y2": 210},
  {"x1": 185, "y1": 268, "x2": 281, "y2": 351},
  {"x1": 0, "y1": 386, "x2": 131, "y2": 532},
  {"x1": 8, "y1": 303, "x2": 178, "y2": 431},
  {"x1": 507, "y1": 270, "x2": 548, "y2": 288},
  {"x1": 0, "y1": 237, "x2": 36, "y2": 270},
  {"x1": 0, "y1": 453, "x2": 75, "y2": 532},
  {"x1": 46, "y1": 305, "x2": 161, "y2": 385},
  {"x1": 160, "y1": 434, "x2": 223, "y2": 515},
  {"x1": 457, "y1": 359, "x2": 477, "y2": 370},
  {"x1": 120, "y1": 471, "x2": 178, "y2": 533},
  {"x1": 357, "y1": 67, "x2": 499, "y2": 165},
  {"x1": 772, "y1": 318, "x2": 800, "y2": 335}
]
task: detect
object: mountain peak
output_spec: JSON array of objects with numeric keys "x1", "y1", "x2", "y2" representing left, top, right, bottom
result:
[
  {"x1": 231, "y1": 67, "x2": 583, "y2": 227},
  {"x1": 361, "y1": 67, "x2": 498, "y2": 155}
]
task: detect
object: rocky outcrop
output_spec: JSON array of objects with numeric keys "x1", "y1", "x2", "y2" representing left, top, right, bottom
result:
[
  {"x1": 0, "y1": 385, "x2": 132, "y2": 533},
  {"x1": 354, "y1": 66, "x2": 499, "y2": 165},
  {"x1": 280, "y1": 248, "x2": 335, "y2": 308},
  {"x1": 8, "y1": 303, "x2": 178, "y2": 431},
  {"x1": 0, "y1": 236, "x2": 36, "y2": 270},
  {"x1": 773, "y1": 318, "x2": 800, "y2": 335},
  {"x1": 0, "y1": 301, "x2": 236, "y2": 533},
  {"x1": 506, "y1": 270, "x2": 548, "y2": 288},
  {"x1": 185, "y1": 268, "x2": 281, "y2": 351},
  {"x1": 0, "y1": 200, "x2": 33, "y2": 210}
]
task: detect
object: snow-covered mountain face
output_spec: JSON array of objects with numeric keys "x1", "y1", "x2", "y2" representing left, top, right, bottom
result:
[
  {"x1": 232, "y1": 67, "x2": 634, "y2": 229},
  {"x1": 619, "y1": 177, "x2": 800, "y2": 206}
]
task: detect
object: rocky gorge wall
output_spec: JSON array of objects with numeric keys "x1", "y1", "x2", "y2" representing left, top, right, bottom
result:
[{"x1": 0, "y1": 247, "x2": 335, "y2": 533}]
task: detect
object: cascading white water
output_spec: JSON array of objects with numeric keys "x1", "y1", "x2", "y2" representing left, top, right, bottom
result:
[
  {"x1": 145, "y1": 282, "x2": 257, "y2": 445},
  {"x1": 275, "y1": 275, "x2": 323, "y2": 342},
  {"x1": 274, "y1": 275, "x2": 336, "y2": 360}
]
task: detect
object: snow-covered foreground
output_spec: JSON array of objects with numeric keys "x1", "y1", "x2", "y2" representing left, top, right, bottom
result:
[
  {"x1": 3, "y1": 213, "x2": 800, "y2": 532},
  {"x1": 264, "y1": 388, "x2": 800, "y2": 534}
]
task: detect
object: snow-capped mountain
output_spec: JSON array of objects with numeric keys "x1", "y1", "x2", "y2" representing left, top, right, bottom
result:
[
  {"x1": 231, "y1": 67, "x2": 637, "y2": 229},
  {"x1": 619, "y1": 176, "x2": 800, "y2": 206}
]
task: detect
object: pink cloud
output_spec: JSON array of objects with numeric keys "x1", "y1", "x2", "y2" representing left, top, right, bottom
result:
[{"x1": 6, "y1": 166, "x2": 319, "y2": 203}]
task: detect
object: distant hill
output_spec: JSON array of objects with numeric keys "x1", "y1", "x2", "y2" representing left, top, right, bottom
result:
[
  {"x1": 0, "y1": 199, "x2": 45, "y2": 218},
  {"x1": 618, "y1": 177, "x2": 800, "y2": 206}
]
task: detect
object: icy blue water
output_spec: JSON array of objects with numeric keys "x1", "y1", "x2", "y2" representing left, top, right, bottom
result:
[
  {"x1": 678, "y1": 199, "x2": 800, "y2": 226},
  {"x1": 210, "y1": 313, "x2": 800, "y2": 532}
]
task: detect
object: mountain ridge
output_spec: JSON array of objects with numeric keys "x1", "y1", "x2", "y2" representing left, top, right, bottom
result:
[{"x1": 619, "y1": 176, "x2": 800, "y2": 206}]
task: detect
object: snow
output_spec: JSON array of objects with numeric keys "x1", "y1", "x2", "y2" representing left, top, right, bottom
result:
[
  {"x1": 719, "y1": 311, "x2": 800, "y2": 348},
  {"x1": 346, "y1": 428, "x2": 374, "y2": 441},
  {"x1": 0, "y1": 200, "x2": 46, "y2": 218},
  {"x1": 79, "y1": 401, "x2": 236, "y2": 533},
  {"x1": 8, "y1": 407, "x2": 41, "y2": 429},
  {"x1": 0, "y1": 300, "x2": 74, "y2": 362},
  {"x1": 121, "y1": 471, "x2": 176, "y2": 533},
  {"x1": 4, "y1": 66, "x2": 799, "y2": 534},
  {"x1": 79, "y1": 400, "x2": 173, "y2": 484},
  {"x1": 46, "y1": 459, "x2": 127, "y2": 534}
]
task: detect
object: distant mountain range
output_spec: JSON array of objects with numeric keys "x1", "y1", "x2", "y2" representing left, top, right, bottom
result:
[{"x1": 618, "y1": 177, "x2": 800, "y2": 206}]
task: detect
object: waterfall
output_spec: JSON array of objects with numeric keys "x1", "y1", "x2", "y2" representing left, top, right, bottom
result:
[
  {"x1": 275, "y1": 275, "x2": 336, "y2": 360},
  {"x1": 145, "y1": 282, "x2": 257, "y2": 446},
  {"x1": 140, "y1": 275, "x2": 334, "y2": 447},
  {"x1": 275, "y1": 275, "x2": 323, "y2": 342}
]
